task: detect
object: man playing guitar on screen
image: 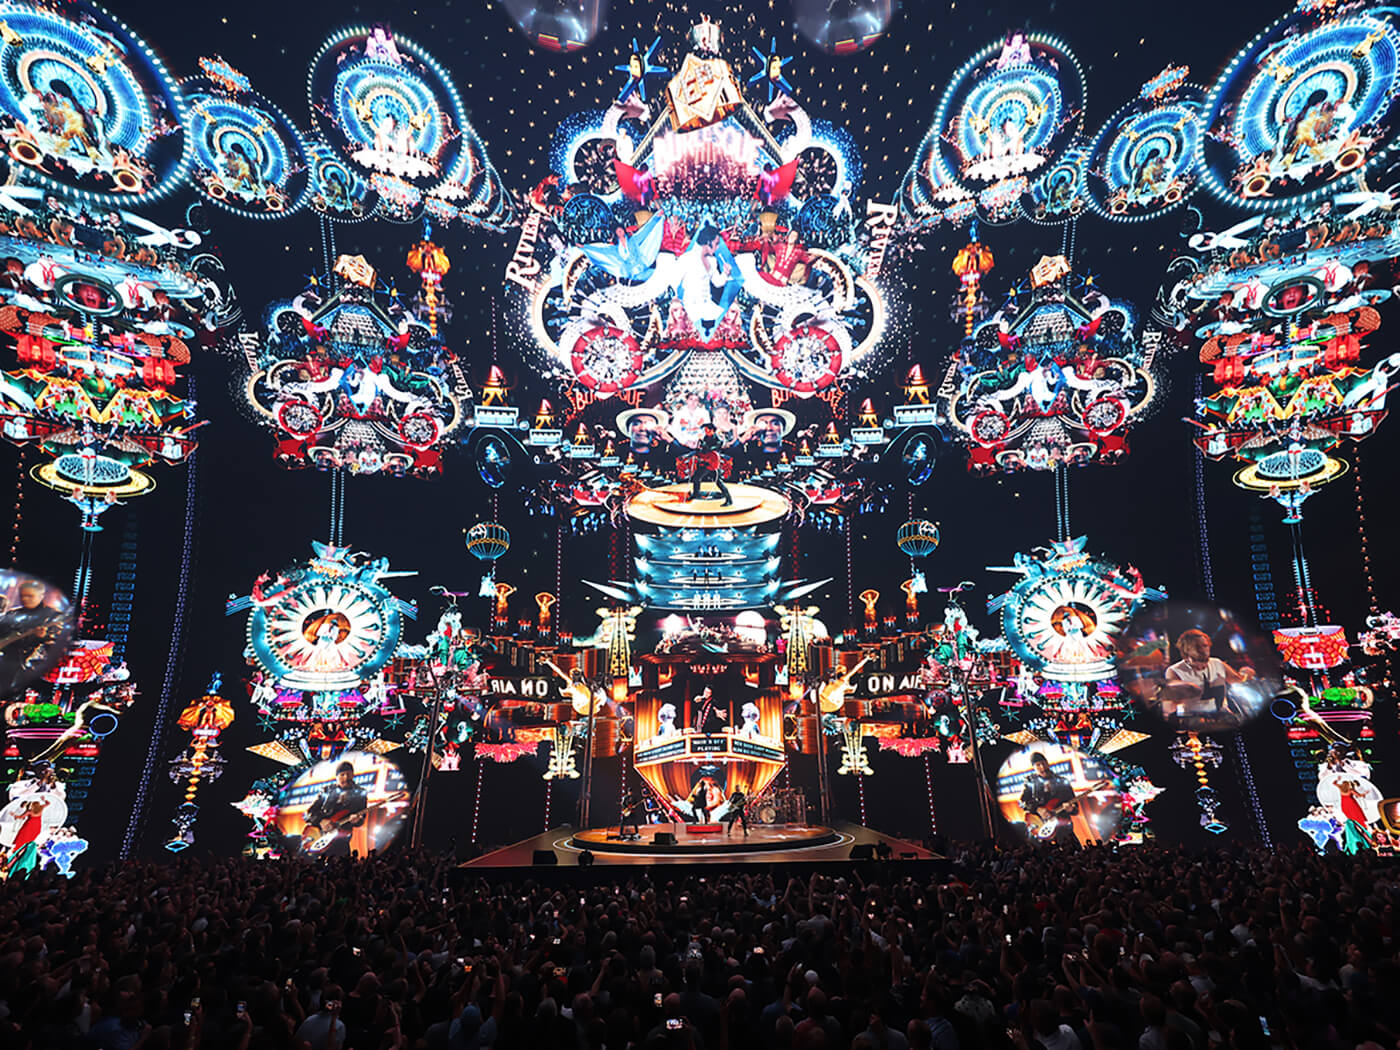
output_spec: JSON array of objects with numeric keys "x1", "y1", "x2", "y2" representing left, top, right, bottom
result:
[
  {"x1": 1018, "y1": 752, "x2": 1080, "y2": 844},
  {"x1": 303, "y1": 762, "x2": 368, "y2": 857}
]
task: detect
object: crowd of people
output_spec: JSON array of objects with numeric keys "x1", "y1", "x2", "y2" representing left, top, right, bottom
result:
[{"x1": 0, "y1": 843, "x2": 1396, "y2": 1050}]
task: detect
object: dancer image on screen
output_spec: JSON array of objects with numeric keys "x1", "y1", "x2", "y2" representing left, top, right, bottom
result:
[
  {"x1": 725, "y1": 787, "x2": 749, "y2": 836},
  {"x1": 303, "y1": 762, "x2": 368, "y2": 857},
  {"x1": 1019, "y1": 752, "x2": 1077, "y2": 843},
  {"x1": 688, "y1": 424, "x2": 732, "y2": 505}
]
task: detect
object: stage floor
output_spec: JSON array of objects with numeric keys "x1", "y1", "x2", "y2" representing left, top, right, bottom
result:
[
  {"x1": 462, "y1": 822, "x2": 937, "y2": 867},
  {"x1": 571, "y1": 823, "x2": 840, "y2": 855}
]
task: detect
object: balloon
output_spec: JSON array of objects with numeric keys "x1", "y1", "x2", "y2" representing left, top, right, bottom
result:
[
  {"x1": 896, "y1": 520, "x2": 940, "y2": 558},
  {"x1": 466, "y1": 522, "x2": 511, "y2": 562}
]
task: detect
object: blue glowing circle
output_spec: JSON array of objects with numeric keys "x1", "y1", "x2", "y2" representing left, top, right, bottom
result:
[
  {"x1": 1022, "y1": 140, "x2": 1088, "y2": 224},
  {"x1": 1199, "y1": 8, "x2": 1400, "y2": 210},
  {"x1": 0, "y1": 0, "x2": 189, "y2": 204},
  {"x1": 309, "y1": 27, "x2": 470, "y2": 191},
  {"x1": 183, "y1": 77, "x2": 309, "y2": 219},
  {"x1": 307, "y1": 139, "x2": 374, "y2": 221},
  {"x1": 1086, "y1": 89, "x2": 1204, "y2": 223},
  {"x1": 934, "y1": 32, "x2": 1085, "y2": 199}
]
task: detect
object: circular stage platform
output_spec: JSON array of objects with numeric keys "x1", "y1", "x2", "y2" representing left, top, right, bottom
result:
[
  {"x1": 568, "y1": 823, "x2": 840, "y2": 856},
  {"x1": 625, "y1": 484, "x2": 791, "y2": 528}
]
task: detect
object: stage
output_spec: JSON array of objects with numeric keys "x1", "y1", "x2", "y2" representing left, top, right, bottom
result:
[{"x1": 461, "y1": 822, "x2": 938, "y2": 867}]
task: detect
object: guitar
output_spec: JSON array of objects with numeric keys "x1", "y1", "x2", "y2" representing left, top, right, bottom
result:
[
  {"x1": 0, "y1": 619, "x2": 61, "y2": 655},
  {"x1": 302, "y1": 791, "x2": 410, "y2": 854},
  {"x1": 818, "y1": 656, "x2": 871, "y2": 713},
  {"x1": 1022, "y1": 780, "x2": 1114, "y2": 839}
]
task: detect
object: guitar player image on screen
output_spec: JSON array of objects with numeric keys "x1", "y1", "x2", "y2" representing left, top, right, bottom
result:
[
  {"x1": 273, "y1": 752, "x2": 411, "y2": 858},
  {"x1": 0, "y1": 572, "x2": 75, "y2": 700},
  {"x1": 304, "y1": 762, "x2": 367, "y2": 856},
  {"x1": 996, "y1": 744, "x2": 1124, "y2": 845}
]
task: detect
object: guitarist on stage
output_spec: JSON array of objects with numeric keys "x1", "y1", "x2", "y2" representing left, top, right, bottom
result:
[
  {"x1": 1018, "y1": 752, "x2": 1077, "y2": 844},
  {"x1": 304, "y1": 762, "x2": 368, "y2": 857}
]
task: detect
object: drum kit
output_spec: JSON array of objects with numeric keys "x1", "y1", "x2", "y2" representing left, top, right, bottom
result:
[{"x1": 751, "y1": 787, "x2": 806, "y2": 825}]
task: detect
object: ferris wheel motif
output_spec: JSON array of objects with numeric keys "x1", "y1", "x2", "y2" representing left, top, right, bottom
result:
[
  {"x1": 1198, "y1": 8, "x2": 1400, "y2": 209},
  {"x1": 988, "y1": 536, "x2": 1165, "y2": 683},
  {"x1": 0, "y1": 0, "x2": 189, "y2": 203},
  {"x1": 934, "y1": 32, "x2": 1085, "y2": 200},
  {"x1": 231, "y1": 542, "x2": 415, "y2": 692},
  {"x1": 1086, "y1": 79, "x2": 1204, "y2": 222},
  {"x1": 310, "y1": 26, "x2": 466, "y2": 188},
  {"x1": 183, "y1": 75, "x2": 309, "y2": 219}
]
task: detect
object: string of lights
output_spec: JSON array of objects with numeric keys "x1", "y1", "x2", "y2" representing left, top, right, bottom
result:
[
  {"x1": 8, "y1": 447, "x2": 23, "y2": 566},
  {"x1": 1353, "y1": 450, "x2": 1379, "y2": 617},
  {"x1": 121, "y1": 385, "x2": 200, "y2": 859},
  {"x1": 470, "y1": 760, "x2": 483, "y2": 845},
  {"x1": 1191, "y1": 386, "x2": 1270, "y2": 847},
  {"x1": 108, "y1": 515, "x2": 139, "y2": 667},
  {"x1": 924, "y1": 752, "x2": 937, "y2": 834}
]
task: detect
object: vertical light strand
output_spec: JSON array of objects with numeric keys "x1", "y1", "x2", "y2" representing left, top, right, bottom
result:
[
  {"x1": 121, "y1": 389, "x2": 199, "y2": 858},
  {"x1": 336, "y1": 468, "x2": 347, "y2": 545},
  {"x1": 1353, "y1": 449, "x2": 1378, "y2": 616},
  {"x1": 1192, "y1": 373, "x2": 1270, "y2": 847},
  {"x1": 470, "y1": 758, "x2": 483, "y2": 844},
  {"x1": 924, "y1": 752, "x2": 937, "y2": 834},
  {"x1": 8, "y1": 447, "x2": 24, "y2": 565},
  {"x1": 319, "y1": 215, "x2": 333, "y2": 289},
  {"x1": 857, "y1": 773, "x2": 867, "y2": 825},
  {"x1": 555, "y1": 518, "x2": 563, "y2": 603},
  {"x1": 844, "y1": 514, "x2": 853, "y2": 624},
  {"x1": 108, "y1": 514, "x2": 139, "y2": 666},
  {"x1": 543, "y1": 778, "x2": 552, "y2": 830},
  {"x1": 618, "y1": 745, "x2": 628, "y2": 819}
]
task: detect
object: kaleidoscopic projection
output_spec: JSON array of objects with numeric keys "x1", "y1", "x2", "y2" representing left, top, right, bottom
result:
[
  {"x1": 242, "y1": 252, "x2": 469, "y2": 476},
  {"x1": 987, "y1": 536, "x2": 1165, "y2": 684},
  {"x1": 1198, "y1": 4, "x2": 1400, "y2": 209},
  {"x1": 182, "y1": 59, "x2": 310, "y2": 219},
  {"x1": 506, "y1": 16, "x2": 895, "y2": 450},
  {"x1": 309, "y1": 24, "x2": 513, "y2": 228},
  {"x1": 901, "y1": 31, "x2": 1084, "y2": 224},
  {"x1": 1159, "y1": 188, "x2": 1400, "y2": 520},
  {"x1": 226, "y1": 541, "x2": 416, "y2": 694},
  {"x1": 1022, "y1": 140, "x2": 1088, "y2": 225},
  {"x1": 0, "y1": 185, "x2": 234, "y2": 527},
  {"x1": 1086, "y1": 67, "x2": 1204, "y2": 223},
  {"x1": 940, "y1": 253, "x2": 1158, "y2": 473},
  {"x1": 306, "y1": 140, "x2": 375, "y2": 221},
  {"x1": 0, "y1": 0, "x2": 188, "y2": 204}
]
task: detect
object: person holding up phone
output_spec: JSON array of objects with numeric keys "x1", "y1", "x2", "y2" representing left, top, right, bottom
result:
[{"x1": 294, "y1": 983, "x2": 346, "y2": 1050}]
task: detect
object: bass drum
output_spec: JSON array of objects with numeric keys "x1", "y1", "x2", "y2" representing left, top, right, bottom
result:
[{"x1": 754, "y1": 802, "x2": 779, "y2": 825}]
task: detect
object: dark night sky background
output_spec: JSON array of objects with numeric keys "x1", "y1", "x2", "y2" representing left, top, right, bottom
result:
[{"x1": 9, "y1": 0, "x2": 1400, "y2": 860}]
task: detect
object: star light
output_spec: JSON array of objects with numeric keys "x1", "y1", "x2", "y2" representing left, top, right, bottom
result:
[
  {"x1": 613, "y1": 35, "x2": 666, "y2": 103},
  {"x1": 748, "y1": 38, "x2": 793, "y2": 102}
]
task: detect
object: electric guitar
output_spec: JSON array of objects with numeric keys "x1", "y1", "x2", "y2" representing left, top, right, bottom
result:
[
  {"x1": 0, "y1": 619, "x2": 60, "y2": 654},
  {"x1": 1022, "y1": 780, "x2": 1114, "y2": 839},
  {"x1": 302, "y1": 791, "x2": 410, "y2": 854},
  {"x1": 818, "y1": 656, "x2": 871, "y2": 713}
]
